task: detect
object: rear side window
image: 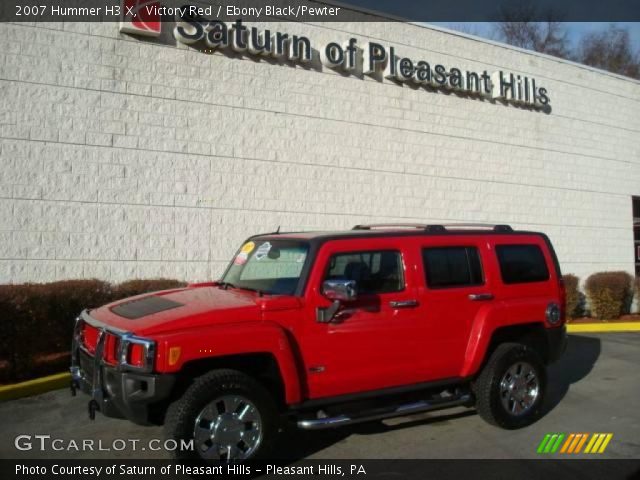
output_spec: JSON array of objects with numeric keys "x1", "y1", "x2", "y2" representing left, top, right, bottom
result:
[
  {"x1": 496, "y1": 244, "x2": 549, "y2": 284},
  {"x1": 422, "y1": 247, "x2": 483, "y2": 288}
]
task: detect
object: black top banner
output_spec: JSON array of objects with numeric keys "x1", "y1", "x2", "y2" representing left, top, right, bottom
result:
[{"x1": 0, "y1": 0, "x2": 639, "y2": 22}]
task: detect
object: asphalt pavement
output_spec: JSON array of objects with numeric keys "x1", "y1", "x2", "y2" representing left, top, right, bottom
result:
[{"x1": 1, "y1": 333, "x2": 638, "y2": 460}]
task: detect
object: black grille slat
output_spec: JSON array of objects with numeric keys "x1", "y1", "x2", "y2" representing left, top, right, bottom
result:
[
  {"x1": 79, "y1": 350, "x2": 95, "y2": 379},
  {"x1": 110, "y1": 296, "x2": 183, "y2": 319}
]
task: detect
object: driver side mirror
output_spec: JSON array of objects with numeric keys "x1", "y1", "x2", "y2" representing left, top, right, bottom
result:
[
  {"x1": 322, "y1": 279, "x2": 357, "y2": 302},
  {"x1": 317, "y1": 280, "x2": 357, "y2": 323}
]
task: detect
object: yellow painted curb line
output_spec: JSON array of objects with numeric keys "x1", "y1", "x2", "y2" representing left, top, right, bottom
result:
[
  {"x1": 0, "y1": 372, "x2": 70, "y2": 402},
  {"x1": 567, "y1": 322, "x2": 640, "y2": 333}
]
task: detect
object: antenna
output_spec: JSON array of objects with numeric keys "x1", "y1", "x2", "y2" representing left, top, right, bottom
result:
[{"x1": 275, "y1": 225, "x2": 281, "y2": 234}]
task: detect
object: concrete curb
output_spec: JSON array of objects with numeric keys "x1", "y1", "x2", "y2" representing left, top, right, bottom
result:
[
  {"x1": 567, "y1": 322, "x2": 640, "y2": 333},
  {"x1": 0, "y1": 372, "x2": 70, "y2": 402}
]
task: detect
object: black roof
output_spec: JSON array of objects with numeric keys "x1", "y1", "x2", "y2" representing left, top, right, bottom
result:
[{"x1": 248, "y1": 223, "x2": 546, "y2": 244}]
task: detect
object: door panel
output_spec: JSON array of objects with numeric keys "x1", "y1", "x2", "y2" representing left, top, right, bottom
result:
[
  {"x1": 299, "y1": 239, "x2": 424, "y2": 400},
  {"x1": 487, "y1": 238, "x2": 561, "y2": 327},
  {"x1": 414, "y1": 239, "x2": 495, "y2": 379}
]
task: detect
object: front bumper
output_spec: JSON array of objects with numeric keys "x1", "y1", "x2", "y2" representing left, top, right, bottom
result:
[
  {"x1": 545, "y1": 325, "x2": 568, "y2": 364},
  {"x1": 70, "y1": 310, "x2": 175, "y2": 425}
]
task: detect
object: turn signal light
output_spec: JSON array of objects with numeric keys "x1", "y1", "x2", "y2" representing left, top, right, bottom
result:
[{"x1": 168, "y1": 346, "x2": 181, "y2": 366}]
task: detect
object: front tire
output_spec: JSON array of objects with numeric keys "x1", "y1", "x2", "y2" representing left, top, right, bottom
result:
[
  {"x1": 164, "y1": 369, "x2": 279, "y2": 462},
  {"x1": 474, "y1": 342, "x2": 546, "y2": 429}
]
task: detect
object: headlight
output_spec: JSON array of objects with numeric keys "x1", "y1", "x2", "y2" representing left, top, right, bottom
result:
[{"x1": 118, "y1": 335, "x2": 155, "y2": 373}]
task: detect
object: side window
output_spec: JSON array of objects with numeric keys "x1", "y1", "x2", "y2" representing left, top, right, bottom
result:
[
  {"x1": 496, "y1": 244, "x2": 549, "y2": 284},
  {"x1": 325, "y1": 250, "x2": 404, "y2": 294},
  {"x1": 422, "y1": 246, "x2": 483, "y2": 288}
]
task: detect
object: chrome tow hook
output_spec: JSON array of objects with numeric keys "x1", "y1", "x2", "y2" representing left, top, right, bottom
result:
[
  {"x1": 69, "y1": 366, "x2": 80, "y2": 397},
  {"x1": 88, "y1": 400, "x2": 99, "y2": 420}
]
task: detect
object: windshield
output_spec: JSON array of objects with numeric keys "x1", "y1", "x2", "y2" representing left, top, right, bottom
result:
[{"x1": 221, "y1": 239, "x2": 310, "y2": 295}]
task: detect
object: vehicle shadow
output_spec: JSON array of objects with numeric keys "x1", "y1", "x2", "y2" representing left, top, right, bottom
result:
[{"x1": 542, "y1": 333, "x2": 601, "y2": 416}]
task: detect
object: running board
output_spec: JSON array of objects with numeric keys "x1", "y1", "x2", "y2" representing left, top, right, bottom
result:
[{"x1": 297, "y1": 394, "x2": 472, "y2": 430}]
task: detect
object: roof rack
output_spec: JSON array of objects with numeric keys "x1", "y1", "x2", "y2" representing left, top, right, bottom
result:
[
  {"x1": 431, "y1": 223, "x2": 514, "y2": 233},
  {"x1": 352, "y1": 223, "x2": 513, "y2": 233},
  {"x1": 352, "y1": 223, "x2": 428, "y2": 230}
]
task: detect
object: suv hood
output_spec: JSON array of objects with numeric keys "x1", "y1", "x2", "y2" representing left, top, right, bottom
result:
[{"x1": 90, "y1": 285, "x2": 263, "y2": 336}]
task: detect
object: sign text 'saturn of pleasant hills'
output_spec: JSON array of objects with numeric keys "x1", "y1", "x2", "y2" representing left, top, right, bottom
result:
[
  {"x1": 116, "y1": 1, "x2": 550, "y2": 108},
  {"x1": 173, "y1": 17, "x2": 549, "y2": 107}
]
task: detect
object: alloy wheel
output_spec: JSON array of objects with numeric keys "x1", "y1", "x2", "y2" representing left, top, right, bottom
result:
[
  {"x1": 499, "y1": 361, "x2": 540, "y2": 416},
  {"x1": 193, "y1": 395, "x2": 263, "y2": 460}
]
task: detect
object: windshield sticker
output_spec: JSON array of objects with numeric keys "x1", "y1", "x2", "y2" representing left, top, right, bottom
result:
[
  {"x1": 240, "y1": 242, "x2": 255, "y2": 255},
  {"x1": 234, "y1": 241, "x2": 255, "y2": 265},
  {"x1": 234, "y1": 253, "x2": 248, "y2": 265},
  {"x1": 295, "y1": 253, "x2": 306, "y2": 263},
  {"x1": 255, "y1": 242, "x2": 272, "y2": 261}
]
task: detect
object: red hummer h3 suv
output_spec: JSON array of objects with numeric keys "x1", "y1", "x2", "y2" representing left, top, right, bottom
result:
[{"x1": 71, "y1": 223, "x2": 567, "y2": 461}]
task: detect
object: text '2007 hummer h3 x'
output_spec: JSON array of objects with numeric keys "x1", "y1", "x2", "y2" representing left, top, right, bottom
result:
[{"x1": 71, "y1": 223, "x2": 568, "y2": 461}]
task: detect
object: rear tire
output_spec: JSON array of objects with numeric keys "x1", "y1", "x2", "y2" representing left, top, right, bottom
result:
[
  {"x1": 474, "y1": 342, "x2": 546, "y2": 429},
  {"x1": 164, "y1": 369, "x2": 279, "y2": 462}
]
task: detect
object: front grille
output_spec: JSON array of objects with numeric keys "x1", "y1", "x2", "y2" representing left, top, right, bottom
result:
[
  {"x1": 79, "y1": 349, "x2": 95, "y2": 380},
  {"x1": 79, "y1": 321, "x2": 121, "y2": 363},
  {"x1": 72, "y1": 311, "x2": 155, "y2": 379}
]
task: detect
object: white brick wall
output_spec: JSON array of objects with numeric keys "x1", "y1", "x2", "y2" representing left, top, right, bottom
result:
[{"x1": 0, "y1": 20, "x2": 638, "y2": 284}]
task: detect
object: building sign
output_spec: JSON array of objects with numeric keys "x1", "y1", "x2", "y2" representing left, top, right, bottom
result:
[{"x1": 120, "y1": 4, "x2": 550, "y2": 108}]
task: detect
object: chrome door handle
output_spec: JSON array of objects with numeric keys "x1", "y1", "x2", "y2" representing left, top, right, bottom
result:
[
  {"x1": 389, "y1": 300, "x2": 419, "y2": 309},
  {"x1": 468, "y1": 293, "x2": 494, "y2": 301}
]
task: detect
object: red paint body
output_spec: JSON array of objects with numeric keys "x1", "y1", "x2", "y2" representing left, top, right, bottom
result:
[{"x1": 89, "y1": 230, "x2": 565, "y2": 406}]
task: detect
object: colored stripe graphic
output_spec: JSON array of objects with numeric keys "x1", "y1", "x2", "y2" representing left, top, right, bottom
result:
[
  {"x1": 537, "y1": 434, "x2": 552, "y2": 453},
  {"x1": 544, "y1": 434, "x2": 558, "y2": 453},
  {"x1": 540, "y1": 433, "x2": 613, "y2": 454},
  {"x1": 585, "y1": 433, "x2": 614, "y2": 454},
  {"x1": 567, "y1": 434, "x2": 582, "y2": 453},
  {"x1": 584, "y1": 434, "x2": 599, "y2": 453},
  {"x1": 598, "y1": 434, "x2": 613, "y2": 453},
  {"x1": 537, "y1": 433, "x2": 565, "y2": 453},
  {"x1": 574, "y1": 434, "x2": 588, "y2": 453},
  {"x1": 560, "y1": 433, "x2": 574, "y2": 453},
  {"x1": 550, "y1": 434, "x2": 565, "y2": 453}
]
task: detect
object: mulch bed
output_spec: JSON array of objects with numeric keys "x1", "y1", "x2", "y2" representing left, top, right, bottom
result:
[{"x1": 0, "y1": 351, "x2": 70, "y2": 386}]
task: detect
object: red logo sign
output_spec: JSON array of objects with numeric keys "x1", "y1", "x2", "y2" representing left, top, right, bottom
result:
[{"x1": 119, "y1": 0, "x2": 162, "y2": 37}]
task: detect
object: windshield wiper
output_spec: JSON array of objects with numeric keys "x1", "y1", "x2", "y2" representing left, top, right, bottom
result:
[
  {"x1": 218, "y1": 282, "x2": 265, "y2": 296},
  {"x1": 236, "y1": 286, "x2": 267, "y2": 296}
]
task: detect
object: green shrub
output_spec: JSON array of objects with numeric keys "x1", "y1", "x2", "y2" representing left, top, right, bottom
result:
[
  {"x1": 562, "y1": 274, "x2": 581, "y2": 319},
  {"x1": 0, "y1": 285, "x2": 19, "y2": 383},
  {"x1": 0, "y1": 278, "x2": 187, "y2": 384},
  {"x1": 584, "y1": 271, "x2": 633, "y2": 320}
]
